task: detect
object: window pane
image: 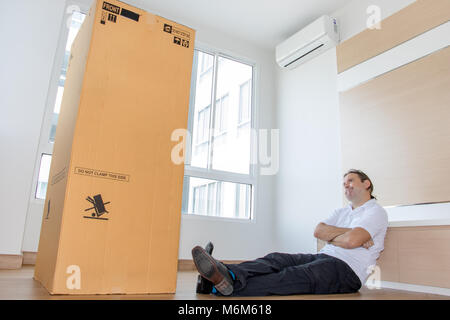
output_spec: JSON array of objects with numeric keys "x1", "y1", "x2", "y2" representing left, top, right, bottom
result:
[
  {"x1": 214, "y1": 94, "x2": 229, "y2": 134},
  {"x1": 239, "y1": 80, "x2": 251, "y2": 124},
  {"x1": 49, "y1": 11, "x2": 86, "y2": 143},
  {"x1": 190, "y1": 51, "x2": 215, "y2": 168},
  {"x1": 212, "y1": 57, "x2": 253, "y2": 174},
  {"x1": 182, "y1": 176, "x2": 251, "y2": 219},
  {"x1": 35, "y1": 154, "x2": 52, "y2": 200}
]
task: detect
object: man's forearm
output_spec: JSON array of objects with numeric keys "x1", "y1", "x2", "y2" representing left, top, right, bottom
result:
[
  {"x1": 314, "y1": 223, "x2": 352, "y2": 242},
  {"x1": 328, "y1": 232, "x2": 351, "y2": 249},
  {"x1": 328, "y1": 229, "x2": 375, "y2": 250}
]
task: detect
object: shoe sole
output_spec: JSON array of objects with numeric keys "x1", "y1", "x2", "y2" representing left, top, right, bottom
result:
[{"x1": 191, "y1": 246, "x2": 233, "y2": 296}]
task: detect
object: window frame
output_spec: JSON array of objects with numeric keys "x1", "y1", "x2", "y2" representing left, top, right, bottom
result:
[{"x1": 183, "y1": 42, "x2": 259, "y2": 222}]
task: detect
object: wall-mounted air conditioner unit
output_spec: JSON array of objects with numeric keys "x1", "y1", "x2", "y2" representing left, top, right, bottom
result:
[{"x1": 276, "y1": 15, "x2": 339, "y2": 69}]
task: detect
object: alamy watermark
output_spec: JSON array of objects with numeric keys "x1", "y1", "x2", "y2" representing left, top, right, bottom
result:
[
  {"x1": 66, "y1": 264, "x2": 81, "y2": 290},
  {"x1": 171, "y1": 128, "x2": 280, "y2": 176},
  {"x1": 366, "y1": 265, "x2": 382, "y2": 290},
  {"x1": 366, "y1": 5, "x2": 382, "y2": 30}
]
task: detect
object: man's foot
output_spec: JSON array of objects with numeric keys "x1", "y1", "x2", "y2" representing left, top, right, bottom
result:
[
  {"x1": 196, "y1": 242, "x2": 214, "y2": 294},
  {"x1": 191, "y1": 245, "x2": 234, "y2": 296}
]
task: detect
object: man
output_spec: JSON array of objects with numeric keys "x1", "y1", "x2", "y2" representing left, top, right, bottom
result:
[{"x1": 191, "y1": 169, "x2": 388, "y2": 296}]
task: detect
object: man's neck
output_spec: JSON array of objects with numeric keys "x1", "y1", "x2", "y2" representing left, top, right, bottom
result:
[{"x1": 351, "y1": 197, "x2": 372, "y2": 210}]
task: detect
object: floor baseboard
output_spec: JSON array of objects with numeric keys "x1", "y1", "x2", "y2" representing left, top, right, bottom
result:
[
  {"x1": 22, "y1": 252, "x2": 37, "y2": 265},
  {"x1": 1, "y1": 252, "x2": 243, "y2": 271},
  {"x1": 0, "y1": 254, "x2": 23, "y2": 269}
]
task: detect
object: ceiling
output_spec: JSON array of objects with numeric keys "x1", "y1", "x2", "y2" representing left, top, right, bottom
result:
[{"x1": 128, "y1": 0, "x2": 354, "y2": 49}]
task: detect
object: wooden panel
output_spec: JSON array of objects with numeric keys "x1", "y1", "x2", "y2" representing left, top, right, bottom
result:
[
  {"x1": 319, "y1": 226, "x2": 450, "y2": 288},
  {"x1": 0, "y1": 255, "x2": 23, "y2": 270},
  {"x1": 340, "y1": 46, "x2": 450, "y2": 207},
  {"x1": 377, "y1": 229, "x2": 399, "y2": 282},
  {"x1": 397, "y1": 227, "x2": 450, "y2": 287},
  {"x1": 378, "y1": 226, "x2": 450, "y2": 288},
  {"x1": 336, "y1": 0, "x2": 450, "y2": 73}
]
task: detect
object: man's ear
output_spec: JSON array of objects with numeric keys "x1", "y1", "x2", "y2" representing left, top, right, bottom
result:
[{"x1": 363, "y1": 179, "x2": 371, "y2": 191}]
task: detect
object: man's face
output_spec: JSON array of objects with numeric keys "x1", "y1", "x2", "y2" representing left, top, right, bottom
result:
[{"x1": 343, "y1": 173, "x2": 370, "y2": 202}]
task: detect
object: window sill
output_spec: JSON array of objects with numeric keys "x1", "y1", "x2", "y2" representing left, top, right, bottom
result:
[{"x1": 181, "y1": 212, "x2": 254, "y2": 223}]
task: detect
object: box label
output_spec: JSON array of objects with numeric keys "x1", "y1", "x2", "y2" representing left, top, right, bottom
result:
[
  {"x1": 74, "y1": 167, "x2": 130, "y2": 182},
  {"x1": 120, "y1": 7, "x2": 140, "y2": 22},
  {"x1": 101, "y1": 2, "x2": 140, "y2": 25},
  {"x1": 102, "y1": 1, "x2": 120, "y2": 15},
  {"x1": 108, "y1": 13, "x2": 117, "y2": 23},
  {"x1": 163, "y1": 23, "x2": 191, "y2": 48}
]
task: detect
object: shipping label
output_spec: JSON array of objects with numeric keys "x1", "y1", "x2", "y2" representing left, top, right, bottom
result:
[
  {"x1": 163, "y1": 23, "x2": 191, "y2": 48},
  {"x1": 74, "y1": 167, "x2": 130, "y2": 182},
  {"x1": 100, "y1": 1, "x2": 140, "y2": 25}
]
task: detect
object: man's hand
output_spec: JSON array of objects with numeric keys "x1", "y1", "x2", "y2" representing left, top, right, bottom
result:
[{"x1": 362, "y1": 239, "x2": 374, "y2": 249}]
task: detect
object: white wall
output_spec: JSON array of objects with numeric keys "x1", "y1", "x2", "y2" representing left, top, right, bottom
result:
[
  {"x1": 0, "y1": 0, "x2": 66, "y2": 255},
  {"x1": 273, "y1": 0, "x2": 418, "y2": 254},
  {"x1": 274, "y1": 48, "x2": 343, "y2": 254},
  {"x1": 1, "y1": 0, "x2": 277, "y2": 260}
]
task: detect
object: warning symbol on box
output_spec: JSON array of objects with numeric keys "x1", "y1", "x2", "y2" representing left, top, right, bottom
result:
[
  {"x1": 182, "y1": 39, "x2": 189, "y2": 48},
  {"x1": 83, "y1": 194, "x2": 110, "y2": 220},
  {"x1": 164, "y1": 23, "x2": 172, "y2": 33},
  {"x1": 108, "y1": 13, "x2": 117, "y2": 23},
  {"x1": 173, "y1": 37, "x2": 181, "y2": 45}
]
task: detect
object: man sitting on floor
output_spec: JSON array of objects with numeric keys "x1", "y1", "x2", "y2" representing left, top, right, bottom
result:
[{"x1": 191, "y1": 169, "x2": 388, "y2": 296}]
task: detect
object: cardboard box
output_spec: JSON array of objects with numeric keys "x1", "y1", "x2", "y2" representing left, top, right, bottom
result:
[{"x1": 34, "y1": 0, "x2": 195, "y2": 294}]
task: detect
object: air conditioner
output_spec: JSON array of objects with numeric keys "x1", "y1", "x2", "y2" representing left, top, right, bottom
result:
[{"x1": 276, "y1": 15, "x2": 339, "y2": 69}]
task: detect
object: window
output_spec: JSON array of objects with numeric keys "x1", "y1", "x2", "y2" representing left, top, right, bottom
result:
[
  {"x1": 183, "y1": 49, "x2": 255, "y2": 220},
  {"x1": 35, "y1": 154, "x2": 52, "y2": 200},
  {"x1": 192, "y1": 180, "x2": 223, "y2": 216},
  {"x1": 50, "y1": 11, "x2": 86, "y2": 143},
  {"x1": 30, "y1": 5, "x2": 87, "y2": 202},
  {"x1": 184, "y1": 177, "x2": 251, "y2": 219}
]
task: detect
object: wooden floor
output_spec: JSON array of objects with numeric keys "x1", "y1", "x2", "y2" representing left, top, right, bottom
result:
[{"x1": 0, "y1": 266, "x2": 449, "y2": 300}]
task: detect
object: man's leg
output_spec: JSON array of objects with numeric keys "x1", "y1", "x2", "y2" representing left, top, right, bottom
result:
[
  {"x1": 228, "y1": 255, "x2": 361, "y2": 297},
  {"x1": 224, "y1": 252, "x2": 319, "y2": 292},
  {"x1": 192, "y1": 247, "x2": 320, "y2": 296}
]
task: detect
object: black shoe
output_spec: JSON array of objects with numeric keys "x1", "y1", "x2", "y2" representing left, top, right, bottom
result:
[
  {"x1": 192, "y1": 245, "x2": 234, "y2": 296},
  {"x1": 196, "y1": 242, "x2": 214, "y2": 294}
]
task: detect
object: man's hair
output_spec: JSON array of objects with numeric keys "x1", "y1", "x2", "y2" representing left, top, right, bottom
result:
[{"x1": 344, "y1": 169, "x2": 376, "y2": 200}]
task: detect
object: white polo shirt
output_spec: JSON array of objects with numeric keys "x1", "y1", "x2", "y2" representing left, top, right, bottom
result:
[{"x1": 319, "y1": 199, "x2": 388, "y2": 285}]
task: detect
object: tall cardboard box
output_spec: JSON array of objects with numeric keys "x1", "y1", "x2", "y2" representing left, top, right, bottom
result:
[{"x1": 34, "y1": 0, "x2": 195, "y2": 294}]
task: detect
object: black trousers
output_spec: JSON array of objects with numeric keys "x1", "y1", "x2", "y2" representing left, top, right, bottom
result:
[{"x1": 224, "y1": 253, "x2": 361, "y2": 297}]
